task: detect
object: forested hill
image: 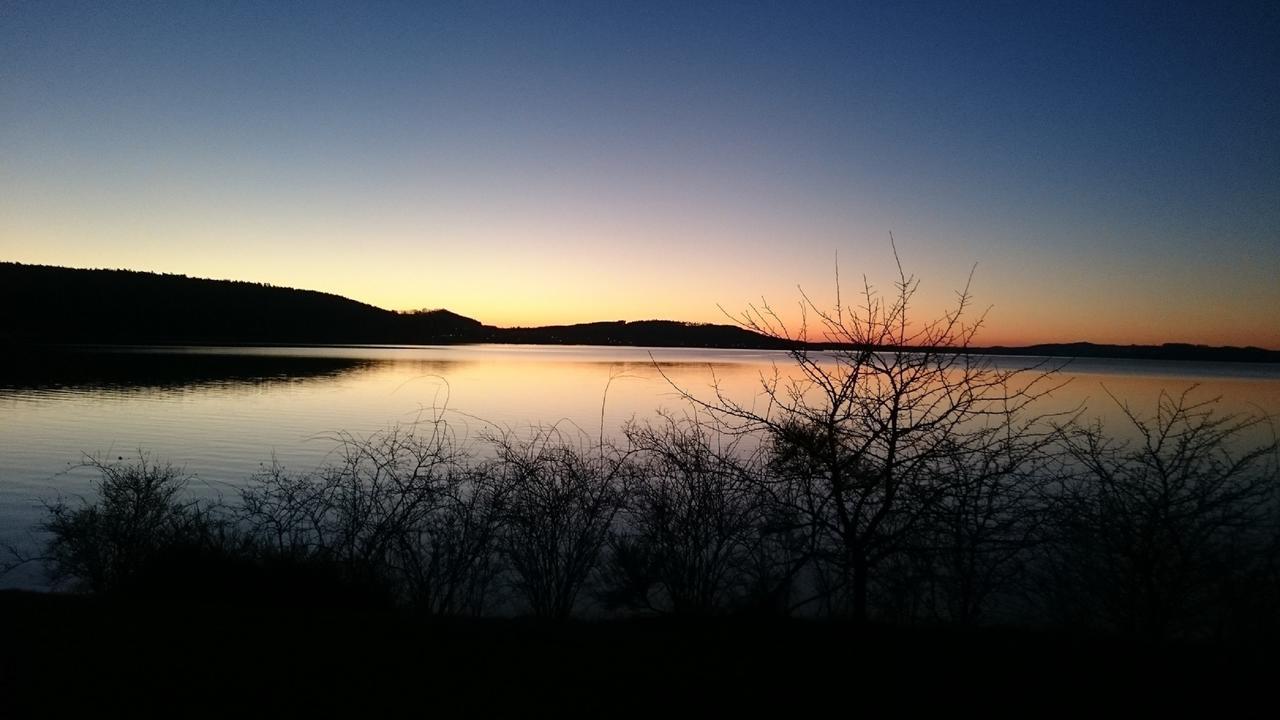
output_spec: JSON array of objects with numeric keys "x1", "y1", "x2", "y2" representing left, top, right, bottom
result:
[
  {"x1": 971, "y1": 342, "x2": 1280, "y2": 364},
  {"x1": 498, "y1": 320, "x2": 792, "y2": 349},
  {"x1": 0, "y1": 263, "x2": 786, "y2": 348},
  {"x1": 3, "y1": 263, "x2": 1276, "y2": 359},
  {"x1": 0, "y1": 263, "x2": 484, "y2": 345}
]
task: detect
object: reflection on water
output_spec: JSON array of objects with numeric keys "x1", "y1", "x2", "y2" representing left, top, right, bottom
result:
[
  {"x1": 1, "y1": 346, "x2": 377, "y2": 392},
  {"x1": 2, "y1": 344, "x2": 1279, "y2": 588}
]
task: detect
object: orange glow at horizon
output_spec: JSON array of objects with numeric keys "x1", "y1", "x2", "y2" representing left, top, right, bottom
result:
[
  {"x1": 4, "y1": 3, "x2": 1278, "y2": 353},
  {"x1": 3, "y1": 210, "x2": 1278, "y2": 350},
  {"x1": 3, "y1": 239, "x2": 1277, "y2": 350}
]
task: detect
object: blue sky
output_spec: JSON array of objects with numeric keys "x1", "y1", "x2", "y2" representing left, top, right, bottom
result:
[{"x1": 2, "y1": 1, "x2": 1277, "y2": 345}]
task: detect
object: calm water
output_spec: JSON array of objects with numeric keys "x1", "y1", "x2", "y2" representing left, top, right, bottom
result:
[{"x1": 3, "y1": 344, "x2": 1279, "y2": 588}]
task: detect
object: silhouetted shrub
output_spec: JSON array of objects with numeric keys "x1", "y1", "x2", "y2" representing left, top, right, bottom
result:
[
  {"x1": 600, "y1": 413, "x2": 766, "y2": 614},
  {"x1": 239, "y1": 421, "x2": 497, "y2": 614},
  {"x1": 40, "y1": 455, "x2": 222, "y2": 594},
  {"x1": 488, "y1": 426, "x2": 630, "y2": 619},
  {"x1": 1034, "y1": 389, "x2": 1279, "y2": 641}
]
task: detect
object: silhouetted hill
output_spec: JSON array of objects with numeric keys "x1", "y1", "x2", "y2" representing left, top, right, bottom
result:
[
  {"x1": 0, "y1": 263, "x2": 786, "y2": 349},
  {"x1": 0, "y1": 263, "x2": 485, "y2": 345},
  {"x1": 2, "y1": 263, "x2": 1276, "y2": 359},
  {"x1": 499, "y1": 319, "x2": 793, "y2": 349},
  {"x1": 974, "y1": 341, "x2": 1280, "y2": 363}
]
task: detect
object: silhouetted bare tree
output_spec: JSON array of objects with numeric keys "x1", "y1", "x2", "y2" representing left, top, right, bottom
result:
[{"x1": 668, "y1": 250, "x2": 1065, "y2": 621}]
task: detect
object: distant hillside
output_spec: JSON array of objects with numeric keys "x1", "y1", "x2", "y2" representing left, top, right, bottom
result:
[
  {"x1": 0, "y1": 263, "x2": 485, "y2": 345},
  {"x1": 0, "y1": 263, "x2": 784, "y2": 349},
  {"x1": 973, "y1": 342, "x2": 1280, "y2": 364},
  {"x1": 2, "y1": 263, "x2": 1275, "y2": 360},
  {"x1": 499, "y1": 320, "x2": 793, "y2": 349}
]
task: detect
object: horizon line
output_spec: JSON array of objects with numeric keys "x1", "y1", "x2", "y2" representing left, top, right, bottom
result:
[{"x1": 5, "y1": 259, "x2": 1276, "y2": 353}]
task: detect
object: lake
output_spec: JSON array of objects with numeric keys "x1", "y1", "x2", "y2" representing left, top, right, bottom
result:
[{"x1": 3, "y1": 343, "x2": 1279, "y2": 589}]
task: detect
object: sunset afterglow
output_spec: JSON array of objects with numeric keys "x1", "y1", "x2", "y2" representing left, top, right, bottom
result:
[{"x1": 2, "y1": 2, "x2": 1277, "y2": 347}]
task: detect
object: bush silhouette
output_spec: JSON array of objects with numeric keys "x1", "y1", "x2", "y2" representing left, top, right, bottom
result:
[{"x1": 40, "y1": 455, "x2": 216, "y2": 594}]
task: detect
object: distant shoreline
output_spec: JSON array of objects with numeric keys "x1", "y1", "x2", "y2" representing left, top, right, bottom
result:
[
  {"x1": 8, "y1": 339, "x2": 1280, "y2": 365},
  {"x1": 4, "y1": 262, "x2": 1277, "y2": 363}
]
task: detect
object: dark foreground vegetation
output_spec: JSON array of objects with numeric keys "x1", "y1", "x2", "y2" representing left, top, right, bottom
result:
[
  {"x1": 2, "y1": 261, "x2": 1277, "y2": 709},
  {"x1": 5, "y1": 261, "x2": 1277, "y2": 359},
  {"x1": 2, "y1": 397, "x2": 1275, "y2": 710}
]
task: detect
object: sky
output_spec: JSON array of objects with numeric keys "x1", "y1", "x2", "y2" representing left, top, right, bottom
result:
[{"x1": 2, "y1": 1, "x2": 1277, "y2": 347}]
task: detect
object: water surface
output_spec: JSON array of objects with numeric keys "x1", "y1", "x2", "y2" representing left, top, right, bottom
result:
[{"x1": 3, "y1": 344, "x2": 1278, "y2": 588}]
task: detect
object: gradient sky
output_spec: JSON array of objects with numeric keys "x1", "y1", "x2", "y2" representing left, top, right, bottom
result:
[{"x1": 2, "y1": 1, "x2": 1277, "y2": 347}]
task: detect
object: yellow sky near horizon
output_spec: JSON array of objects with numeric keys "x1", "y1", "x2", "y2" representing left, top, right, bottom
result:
[
  {"x1": 6, "y1": 238, "x2": 1277, "y2": 350},
  {"x1": 4, "y1": 3, "x2": 1279, "y2": 352}
]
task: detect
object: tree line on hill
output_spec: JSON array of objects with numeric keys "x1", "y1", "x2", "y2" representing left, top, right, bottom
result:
[
  {"x1": 4, "y1": 262, "x2": 1276, "y2": 359},
  {"x1": 0, "y1": 262, "x2": 787, "y2": 348}
]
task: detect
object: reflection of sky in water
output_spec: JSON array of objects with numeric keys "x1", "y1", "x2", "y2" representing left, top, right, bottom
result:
[{"x1": 3, "y1": 345, "x2": 1278, "y2": 588}]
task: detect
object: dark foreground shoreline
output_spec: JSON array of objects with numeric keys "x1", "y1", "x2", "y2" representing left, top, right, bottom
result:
[{"x1": 0, "y1": 590, "x2": 1271, "y2": 714}]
